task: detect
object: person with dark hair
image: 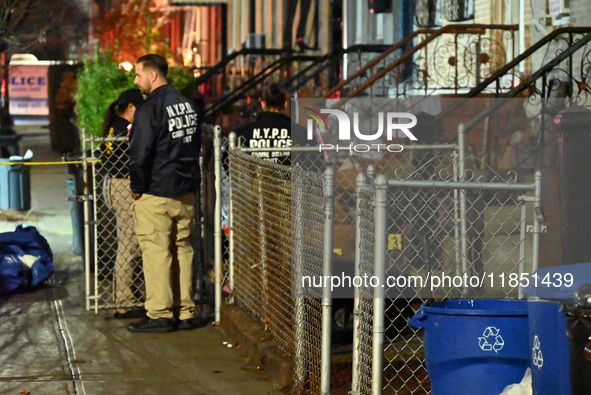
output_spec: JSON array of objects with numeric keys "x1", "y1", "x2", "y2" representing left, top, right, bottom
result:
[
  {"x1": 233, "y1": 82, "x2": 304, "y2": 165},
  {"x1": 127, "y1": 54, "x2": 202, "y2": 333},
  {"x1": 102, "y1": 88, "x2": 145, "y2": 319},
  {"x1": 134, "y1": 54, "x2": 169, "y2": 83},
  {"x1": 102, "y1": 89, "x2": 144, "y2": 139}
]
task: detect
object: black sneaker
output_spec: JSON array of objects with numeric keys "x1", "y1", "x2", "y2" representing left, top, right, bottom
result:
[
  {"x1": 114, "y1": 307, "x2": 146, "y2": 319},
  {"x1": 127, "y1": 317, "x2": 175, "y2": 333}
]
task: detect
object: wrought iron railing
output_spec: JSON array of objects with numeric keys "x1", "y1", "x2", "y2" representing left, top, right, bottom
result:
[
  {"x1": 281, "y1": 50, "x2": 339, "y2": 93},
  {"x1": 440, "y1": 28, "x2": 591, "y2": 143},
  {"x1": 194, "y1": 48, "x2": 285, "y2": 121},
  {"x1": 282, "y1": 44, "x2": 392, "y2": 95},
  {"x1": 203, "y1": 54, "x2": 323, "y2": 120},
  {"x1": 200, "y1": 44, "x2": 405, "y2": 122},
  {"x1": 324, "y1": 24, "x2": 519, "y2": 99}
]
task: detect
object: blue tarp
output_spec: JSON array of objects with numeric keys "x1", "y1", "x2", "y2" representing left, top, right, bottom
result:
[{"x1": 0, "y1": 225, "x2": 54, "y2": 293}]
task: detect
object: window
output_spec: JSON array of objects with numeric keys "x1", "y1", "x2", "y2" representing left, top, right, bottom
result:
[
  {"x1": 442, "y1": 0, "x2": 474, "y2": 22},
  {"x1": 415, "y1": 0, "x2": 440, "y2": 28}
]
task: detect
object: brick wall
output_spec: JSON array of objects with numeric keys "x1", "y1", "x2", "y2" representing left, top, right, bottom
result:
[{"x1": 474, "y1": 0, "x2": 492, "y2": 24}]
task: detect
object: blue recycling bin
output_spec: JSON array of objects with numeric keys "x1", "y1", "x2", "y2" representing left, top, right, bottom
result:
[
  {"x1": 409, "y1": 299, "x2": 530, "y2": 395},
  {"x1": 0, "y1": 158, "x2": 31, "y2": 211},
  {"x1": 522, "y1": 262, "x2": 591, "y2": 395}
]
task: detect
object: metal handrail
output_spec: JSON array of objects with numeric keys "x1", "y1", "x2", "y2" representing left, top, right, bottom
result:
[
  {"x1": 323, "y1": 28, "x2": 434, "y2": 98},
  {"x1": 194, "y1": 47, "x2": 285, "y2": 87},
  {"x1": 200, "y1": 43, "x2": 413, "y2": 119},
  {"x1": 204, "y1": 54, "x2": 323, "y2": 118},
  {"x1": 282, "y1": 51, "x2": 339, "y2": 93},
  {"x1": 437, "y1": 28, "x2": 591, "y2": 143},
  {"x1": 283, "y1": 44, "x2": 393, "y2": 93}
]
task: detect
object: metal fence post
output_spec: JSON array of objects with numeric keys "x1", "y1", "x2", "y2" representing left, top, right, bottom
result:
[
  {"x1": 351, "y1": 171, "x2": 367, "y2": 395},
  {"x1": 366, "y1": 164, "x2": 375, "y2": 183},
  {"x1": 81, "y1": 128, "x2": 91, "y2": 311},
  {"x1": 458, "y1": 124, "x2": 469, "y2": 277},
  {"x1": 321, "y1": 167, "x2": 335, "y2": 395},
  {"x1": 228, "y1": 132, "x2": 236, "y2": 299},
  {"x1": 532, "y1": 170, "x2": 542, "y2": 273},
  {"x1": 214, "y1": 126, "x2": 223, "y2": 323},
  {"x1": 452, "y1": 150, "x2": 461, "y2": 277},
  {"x1": 372, "y1": 174, "x2": 388, "y2": 395},
  {"x1": 89, "y1": 133, "x2": 99, "y2": 313},
  {"x1": 519, "y1": 192, "x2": 527, "y2": 300}
]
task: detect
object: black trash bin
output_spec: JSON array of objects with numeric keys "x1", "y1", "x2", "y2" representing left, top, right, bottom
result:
[
  {"x1": 556, "y1": 109, "x2": 591, "y2": 265},
  {"x1": 0, "y1": 133, "x2": 21, "y2": 157},
  {"x1": 523, "y1": 262, "x2": 591, "y2": 394}
]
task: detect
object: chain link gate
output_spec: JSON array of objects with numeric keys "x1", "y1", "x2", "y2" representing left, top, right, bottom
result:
[
  {"x1": 83, "y1": 130, "x2": 208, "y2": 313},
  {"x1": 351, "y1": 159, "x2": 542, "y2": 394},
  {"x1": 82, "y1": 134, "x2": 145, "y2": 311}
]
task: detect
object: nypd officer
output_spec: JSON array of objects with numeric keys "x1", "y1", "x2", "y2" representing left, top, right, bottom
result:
[
  {"x1": 234, "y1": 83, "x2": 304, "y2": 165},
  {"x1": 128, "y1": 54, "x2": 201, "y2": 332}
]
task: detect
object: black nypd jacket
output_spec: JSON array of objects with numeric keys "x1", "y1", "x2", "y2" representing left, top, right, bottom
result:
[
  {"x1": 103, "y1": 116, "x2": 131, "y2": 178},
  {"x1": 233, "y1": 111, "x2": 300, "y2": 165},
  {"x1": 129, "y1": 84, "x2": 200, "y2": 197},
  {"x1": 233, "y1": 111, "x2": 318, "y2": 167}
]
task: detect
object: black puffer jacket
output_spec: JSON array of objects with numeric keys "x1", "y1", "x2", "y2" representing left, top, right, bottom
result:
[{"x1": 129, "y1": 84, "x2": 201, "y2": 197}]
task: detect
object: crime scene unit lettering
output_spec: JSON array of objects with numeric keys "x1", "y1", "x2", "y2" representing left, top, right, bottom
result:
[
  {"x1": 166, "y1": 103, "x2": 197, "y2": 143},
  {"x1": 251, "y1": 127, "x2": 291, "y2": 163}
]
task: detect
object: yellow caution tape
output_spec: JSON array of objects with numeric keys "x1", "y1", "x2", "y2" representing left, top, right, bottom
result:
[{"x1": 0, "y1": 160, "x2": 100, "y2": 166}]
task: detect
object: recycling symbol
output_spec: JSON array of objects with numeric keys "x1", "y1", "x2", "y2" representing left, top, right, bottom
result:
[
  {"x1": 478, "y1": 326, "x2": 504, "y2": 353},
  {"x1": 532, "y1": 335, "x2": 544, "y2": 368}
]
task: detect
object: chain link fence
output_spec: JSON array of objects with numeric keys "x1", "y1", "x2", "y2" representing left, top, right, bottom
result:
[
  {"x1": 292, "y1": 167, "x2": 325, "y2": 393},
  {"x1": 79, "y1": 119, "x2": 541, "y2": 392},
  {"x1": 225, "y1": 145, "x2": 327, "y2": 392},
  {"x1": 352, "y1": 176, "x2": 376, "y2": 395},
  {"x1": 221, "y1": 127, "x2": 459, "y2": 392},
  {"x1": 84, "y1": 130, "x2": 209, "y2": 313},
  {"x1": 83, "y1": 135, "x2": 145, "y2": 311},
  {"x1": 78, "y1": 124, "x2": 542, "y2": 393},
  {"x1": 228, "y1": 148, "x2": 295, "y2": 353}
]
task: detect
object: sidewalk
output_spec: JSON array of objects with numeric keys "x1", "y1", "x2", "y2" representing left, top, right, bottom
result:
[{"x1": 0, "y1": 126, "x2": 283, "y2": 395}]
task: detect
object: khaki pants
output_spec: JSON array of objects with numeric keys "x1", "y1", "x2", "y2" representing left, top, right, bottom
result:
[
  {"x1": 134, "y1": 193, "x2": 196, "y2": 320},
  {"x1": 109, "y1": 178, "x2": 141, "y2": 307}
]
